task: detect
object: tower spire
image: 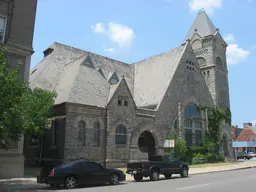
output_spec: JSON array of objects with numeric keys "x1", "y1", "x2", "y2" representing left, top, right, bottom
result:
[{"x1": 198, "y1": 8, "x2": 205, "y2": 13}]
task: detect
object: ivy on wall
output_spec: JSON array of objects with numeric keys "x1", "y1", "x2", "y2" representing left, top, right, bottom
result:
[{"x1": 200, "y1": 106, "x2": 232, "y2": 153}]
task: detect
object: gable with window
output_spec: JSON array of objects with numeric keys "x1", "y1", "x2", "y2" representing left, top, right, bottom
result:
[
  {"x1": 0, "y1": 15, "x2": 7, "y2": 43},
  {"x1": 115, "y1": 124, "x2": 127, "y2": 146}
]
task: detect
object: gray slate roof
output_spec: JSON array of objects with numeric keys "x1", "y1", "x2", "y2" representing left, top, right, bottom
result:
[
  {"x1": 30, "y1": 42, "x2": 187, "y2": 109},
  {"x1": 30, "y1": 42, "x2": 134, "y2": 107},
  {"x1": 185, "y1": 11, "x2": 217, "y2": 40},
  {"x1": 133, "y1": 45, "x2": 186, "y2": 107}
]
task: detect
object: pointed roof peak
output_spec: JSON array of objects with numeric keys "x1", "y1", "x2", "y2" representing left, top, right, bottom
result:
[{"x1": 185, "y1": 9, "x2": 217, "y2": 41}]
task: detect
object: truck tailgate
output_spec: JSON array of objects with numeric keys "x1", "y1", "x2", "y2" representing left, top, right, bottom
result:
[{"x1": 127, "y1": 162, "x2": 144, "y2": 170}]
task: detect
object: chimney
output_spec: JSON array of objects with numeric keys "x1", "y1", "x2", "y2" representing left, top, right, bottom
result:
[{"x1": 43, "y1": 48, "x2": 54, "y2": 58}]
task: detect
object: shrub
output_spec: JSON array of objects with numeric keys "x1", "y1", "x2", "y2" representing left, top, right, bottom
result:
[
  {"x1": 191, "y1": 145, "x2": 208, "y2": 154},
  {"x1": 216, "y1": 154, "x2": 225, "y2": 162},
  {"x1": 192, "y1": 153, "x2": 206, "y2": 164}
]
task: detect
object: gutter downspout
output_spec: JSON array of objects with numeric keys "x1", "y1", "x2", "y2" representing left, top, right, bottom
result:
[
  {"x1": 103, "y1": 108, "x2": 108, "y2": 168},
  {"x1": 39, "y1": 130, "x2": 45, "y2": 165}
]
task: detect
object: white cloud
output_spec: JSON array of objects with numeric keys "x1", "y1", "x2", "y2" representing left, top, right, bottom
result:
[
  {"x1": 104, "y1": 48, "x2": 115, "y2": 53},
  {"x1": 189, "y1": 0, "x2": 222, "y2": 14},
  {"x1": 227, "y1": 44, "x2": 250, "y2": 65},
  {"x1": 91, "y1": 22, "x2": 135, "y2": 49},
  {"x1": 108, "y1": 23, "x2": 135, "y2": 47},
  {"x1": 90, "y1": 23, "x2": 105, "y2": 33},
  {"x1": 224, "y1": 34, "x2": 235, "y2": 42}
]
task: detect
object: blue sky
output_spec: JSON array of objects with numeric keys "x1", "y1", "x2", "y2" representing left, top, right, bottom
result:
[{"x1": 31, "y1": 0, "x2": 256, "y2": 127}]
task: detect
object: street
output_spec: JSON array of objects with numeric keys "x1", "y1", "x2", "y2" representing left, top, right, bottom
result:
[{"x1": 0, "y1": 167, "x2": 255, "y2": 192}]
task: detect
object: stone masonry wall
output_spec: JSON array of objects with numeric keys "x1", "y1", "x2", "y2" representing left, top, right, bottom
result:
[
  {"x1": 155, "y1": 44, "x2": 214, "y2": 143},
  {"x1": 64, "y1": 103, "x2": 106, "y2": 165}
]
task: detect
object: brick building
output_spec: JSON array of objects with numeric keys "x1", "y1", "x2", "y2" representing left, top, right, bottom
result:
[
  {"x1": 26, "y1": 10, "x2": 232, "y2": 167},
  {"x1": 232, "y1": 126, "x2": 243, "y2": 140},
  {"x1": 0, "y1": 0, "x2": 38, "y2": 178}
]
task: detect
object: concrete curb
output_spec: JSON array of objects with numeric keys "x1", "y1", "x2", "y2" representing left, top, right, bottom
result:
[
  {"x1": 125, "y1": 165, "x2": 256, "y2": 181},
  {"x1": 189, "y1": 165, "x2": 256, "y2": 176}
]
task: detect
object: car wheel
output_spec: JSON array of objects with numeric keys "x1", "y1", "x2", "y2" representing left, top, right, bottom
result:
[
  {"x1": 134, "y1": 174, "x2": 143, "y2": 182},
  {"x1": 180, "y1": 167, "x2": 189, "y2": 178},
  {"x1": 65, "y1": 176, "x2": 76, "y2": 189},
  {"x1": 150, "y1": 170, "x2": 159, "y2": 181},
  {"x1": 110, "y1": 173, "x2": 120, "y2": 185},
  {"x1": 164, "y1": 174, "x2": 172, "y2": 179}
]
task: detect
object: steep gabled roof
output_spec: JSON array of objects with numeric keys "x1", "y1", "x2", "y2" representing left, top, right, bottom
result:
[
  {"x1": 185, "y1": 10, "x2": 217, "y2": 40},
  {"x1": 29, "y1": 42, "x2": 134, "y2": 107},
  {"x1": 132, "y1": 43, "x2": 187, "y2": 108}
]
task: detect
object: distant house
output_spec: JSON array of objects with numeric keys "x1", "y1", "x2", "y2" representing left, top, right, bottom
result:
[
  {"x1": 233, "y1": 123, "x2": 256, "y2": 152},
  {"x1": 232, "y1": 126, "x2": 243, "y2": 141},
  {"x1": 236, "y1": 123, "x2": 256, "y2": 142}
]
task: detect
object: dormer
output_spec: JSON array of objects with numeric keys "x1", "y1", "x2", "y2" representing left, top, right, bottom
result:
[
  {"x1": 82, "y1": 54, "x2": 95, "y2": 68},
  {"x1": 107, "y1": 71, "x2": 119, "y2": 84},
  {"x1": 43, "y1": 48, "x2": 54, "y2": 57},
  {"x1": 97, "y1": 67, "x2": 106, "y2": 79}
]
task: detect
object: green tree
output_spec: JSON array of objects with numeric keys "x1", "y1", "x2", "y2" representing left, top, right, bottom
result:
[{"x1": 0, "y1": 46, "x2": 56, "y2": 148}]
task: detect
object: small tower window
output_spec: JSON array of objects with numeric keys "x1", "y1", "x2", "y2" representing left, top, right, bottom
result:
[
  {"x1": 118, "y1": 99, "x2": 122, "y2": 106},
  {"x1": 124, "y1": 99, "x2": 128, "y2": 106}
]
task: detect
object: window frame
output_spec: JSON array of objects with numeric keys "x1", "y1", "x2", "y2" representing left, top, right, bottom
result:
[
  {"x1": 78, "y1": 120, "x2": 86, "y2": 146},
  {"x1": 115, "y1": 124, "x2": 127, "y2": 146},
  {"x1": 0, "y1": 15, "x2": 7, "y2": 44},
  {"x1": 93, "y1": 122, "x2": 100, "y2": 147}
]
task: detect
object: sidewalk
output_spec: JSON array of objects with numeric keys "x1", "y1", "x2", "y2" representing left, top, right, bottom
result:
[{"x1": 0, "y1": 160, "x2": 255, "y2": 183}]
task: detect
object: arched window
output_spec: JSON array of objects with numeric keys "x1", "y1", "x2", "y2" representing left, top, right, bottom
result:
[
  {"x1": 115, "y1": 125, "x2": 127, "y2": 145},
  {"x1": 192, "y1": 40, "x2": 202, "y2": 50},
  {"x1": 216, "y1": 57, "x2": 224, "y2": 68},
  {"x1": 184, "y1": 103, "x2": 200, "y2": 118},
  {"x1": 78, "y1": 120, "x2": 86, "y2": 146},
  {"x1": 197, "y1": 57, "x2": 206, "y2": 67},
  {"x1": 93, "y1": 122, "x2": 100, "y2": 147},
  {"x1": 184, "y1": 103, "x2": 203, "y2": 146}
]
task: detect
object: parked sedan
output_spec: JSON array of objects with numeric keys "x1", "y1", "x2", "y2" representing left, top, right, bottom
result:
[
  {"x1": 237, "y1": 152, "x2": 252, "y2": 160},
  {"x1": 37, "y1": 160, "x2": 126, "y2": 189},
  {"x1": 248, "y1": 152, "x2": 256, "y2": 158}
]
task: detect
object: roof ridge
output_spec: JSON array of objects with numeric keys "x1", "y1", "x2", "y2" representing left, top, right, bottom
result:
[{"x1": 132, "y1": 44, "x2": 186, "y2": 65}]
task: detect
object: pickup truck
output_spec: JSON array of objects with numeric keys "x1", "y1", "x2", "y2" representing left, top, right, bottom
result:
[{"x1": 126, "y1": 155, "x2": 189, "y2": 182}]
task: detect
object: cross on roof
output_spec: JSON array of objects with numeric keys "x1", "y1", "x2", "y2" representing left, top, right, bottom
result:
[{"x1": 198, "y1": 8, "x2": 205, "y2": 13}]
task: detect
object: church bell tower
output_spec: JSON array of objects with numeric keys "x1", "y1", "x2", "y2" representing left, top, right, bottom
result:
[{"x1": 185, "y1": 9, "x2": 230, "y2": 110}]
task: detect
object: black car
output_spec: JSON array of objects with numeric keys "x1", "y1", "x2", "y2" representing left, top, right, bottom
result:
[
  {"x1": 126, "y1": 155, "x2": 189, "y2": 182},
  {"x1": 237, "y1": 152, "x2": 252, "y2": 160},
  {"x1": 37, "y1": 160, "x2": 126, "y2": 189}
]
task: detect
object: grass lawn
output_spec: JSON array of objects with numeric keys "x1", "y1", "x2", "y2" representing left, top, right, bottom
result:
[{"x1": 117, "y1": 162, "x2": 237, "y2": 172}]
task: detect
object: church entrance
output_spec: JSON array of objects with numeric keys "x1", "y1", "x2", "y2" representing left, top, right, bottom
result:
[{"x1": 138, "y1": 131, "x2": 156, "y2": 158}]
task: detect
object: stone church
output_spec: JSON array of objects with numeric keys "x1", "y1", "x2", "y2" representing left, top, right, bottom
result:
[{"x1": 25, "y1": 10, "x2": 232, "y2": 167}]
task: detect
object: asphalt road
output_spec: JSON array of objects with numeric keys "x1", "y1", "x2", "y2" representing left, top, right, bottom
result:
[{"x1": 1, "y1": 168, "x2": 255, "y2": 192}]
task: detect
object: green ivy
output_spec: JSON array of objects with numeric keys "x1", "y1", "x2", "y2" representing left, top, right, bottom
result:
[{"x1": 199, "y1": 106, "x2": 232, "y2": 154}]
